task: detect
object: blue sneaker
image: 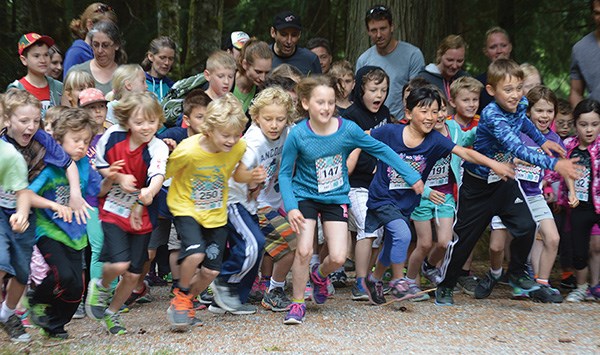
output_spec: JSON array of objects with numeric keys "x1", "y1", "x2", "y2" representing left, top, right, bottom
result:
[
  {"x1": 434, "y1": 286, "x2": 454, "y2": 306},
  {"x1": 508, "y1": 272, "x2": 540, "y2": 294},
  {"x1": 283, "y1": 303, "x2": 306, "y2": 325},
  {"x1": 310, "y1": 264, "x2": 328, "y2": 305}
]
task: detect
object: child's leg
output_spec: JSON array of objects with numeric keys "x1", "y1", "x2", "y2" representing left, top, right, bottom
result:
[
  {"x1": 489, "y1": 227, "x2": 508, "y2": 271},
  {"x1": 320, "y1": 221, "x2": 349, "y2": 275},
  {"x1": 260, "y1": 208, "x2": 296, "y2": 288},
  {"x1": 569, "y1": 207, "x2": 597, "y2": 285},
  {"x1": 290, "y1": 219, "x2": 318, "y2": 301},
  {"x1": 172, "y1": 217, "x2": 207, "y2": 291},
  {"x1": 373, "y1": 218, "x2": 412, "y2": 280},
  {"x1": 536, "y1": 219, "x2": 560, "y2": 282},
  {"x1": 590, "y1": 233, "x2": 600, "y2": 286},
  {"x1": 406, "y1": 220, "x2": 433, "y2": 280}
]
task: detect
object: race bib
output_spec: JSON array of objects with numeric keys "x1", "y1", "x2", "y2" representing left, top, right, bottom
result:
[
  {"x1": 426, "y1": 156, "x2": 450, "y2": 187},
  {"x1": 575, "y1": 167, "x2": 590, "y2": 202},
  {"x1": 515, "y1": 163, "x2": 541, "y2": 183},
  {"x1": 0, "y1": 188, "x2": 16, "y2": 209},
  {"x1": 104, "y1": 186, "x2": 138, "y2": 218},
  {"x1": 389, "y1": 154, "x2": 424, "y2": 190},
  {"x1": 192, "y1": 178, "x2": 223, "y2": 211},
  {"x1": 488, "y1": 152, "x2": 512, "y2": 184},
  {"x1": 316, "y1": 154, "x2": 343, "y2": 193}
]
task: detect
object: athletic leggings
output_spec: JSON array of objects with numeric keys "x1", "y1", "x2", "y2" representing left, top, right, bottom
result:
[
  {"x1": 570, "y1": 203, "x2": 600, "y2": 270},
  {"x1": 378, "y1": 217, "x2": 412, "y2": 267}
]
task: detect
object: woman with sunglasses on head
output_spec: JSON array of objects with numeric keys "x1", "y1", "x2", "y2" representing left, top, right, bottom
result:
[
  {"x1": 63, "y1": 3, "x2": 117, "y2": 80},
  {"x1": 67, "y1": 20, "x2": 127, "y2": 95}
]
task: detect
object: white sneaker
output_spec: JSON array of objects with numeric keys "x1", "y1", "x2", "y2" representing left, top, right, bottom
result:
[{"x1": 566, "y1": 285, "x2": 588, "y2": 303}]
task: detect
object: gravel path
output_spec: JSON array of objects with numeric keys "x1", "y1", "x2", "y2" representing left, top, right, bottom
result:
[{"x1": 3, "y1": 278, "x2": 599, "y2": 354}]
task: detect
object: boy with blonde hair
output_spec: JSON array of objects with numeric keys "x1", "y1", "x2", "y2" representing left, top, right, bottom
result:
[
  {"x1": 449, "y1": 76, "x2": 484, "y2": 131},
  {"x1": 204, "y1": 51, "x2": 237, "y2": 101}
]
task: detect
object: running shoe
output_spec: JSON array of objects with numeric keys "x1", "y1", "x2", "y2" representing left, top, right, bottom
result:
[
  {"x1": 0, "y1": 314, "x2": 30, "y2": 342},
  {"x1": 351, "y1": 282, "x2": 369, "y2": 301},
  {"x1": 103, "y1": 311, "x2": 127, "y2": 335},
  {"x1": 329, "y1": 270, "x2": 348, "y2": 288},
  {"x1": 310, "y1": 264, "x2": 328, "y2": 304},
  {"x1": 167, "y1": 289, "x2": 193, "y2": 332},
  {"x1": 474, "y1": 270, "x2": 501, "y2": 299},
  {"x1": 421, "y1": 262, "x2": 440, "y2": 286},
  {"x1": 457, "y1": 274, "x2": 478, "y2": 296},
  {"x1": 85, "y1": 279, "x2": 111, "y2": 320},
  {"x1": 283, "y1": 303, "x2": 306, "y2": 325},
  {"x1": 530, "y1": 284, "x2": 563, "y2": 303},
  {"x1": 363, "y1": 276, "x2": 386, "y2": 305},
  {"x1": 434, "y1": 286, "x2": 454, "y2": 306},
  {"x1": 508, "y1": 272, "x2": 540, "y2": 294},
  {"x1": 406, "y1": 280, "x2": 431, "y2": 302},
  {"x1": 262, "y1": 287, "x2": 292, "y2": 312},
  {"x1": 72, "y1": 302, "x2": 86, "y2": 319},
  {"x1": 211, "y1": 278, "x2": 242, "y2": 312}
]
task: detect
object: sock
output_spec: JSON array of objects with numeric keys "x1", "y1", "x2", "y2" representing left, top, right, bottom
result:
[
  {"x1": 0, "y1": 301, "x2": 16, "y2": 323},
  {"x1": 172, "y1": 279, "x2": 179, "y2": 288},
  {"x1": 179, "y1": 286, "x2": 190, "y2": 294},
  {"x1": 317, "y1": 266, "x2": 327, "y2": 279},
  {"x1": 291, "y1": 298, "x2": 304, "y2": 304},
  {"x1": 268, "y1": 278, "x2": 285, "y2": 292},
  {"x1": 536, "y1": 279, "x2": 549, "y2": 286},
  {"x1": 562, "y1": 271, "x2": 573, "y2": 280},
  {"x1": 356, "y1": 277, "x2": 365, "y2": 287},
  {"x1": 490, "y1": 268, "x2": 503, "y2": 279}
]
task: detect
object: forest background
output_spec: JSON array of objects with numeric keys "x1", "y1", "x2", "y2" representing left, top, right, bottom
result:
[{"x1": 0, "y1": 0, "x2": 595, "y2": 99}]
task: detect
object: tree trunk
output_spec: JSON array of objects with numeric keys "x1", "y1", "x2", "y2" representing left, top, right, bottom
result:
[
  {"x1": 346, "y1": 0, "x2": 450, "y2": 66},
  {"x1": 184, "y1": 0, "x2": 223, "y2": 76},
  {"x1": 157, "y1": 0, "x2": 182, "y2": 77}
]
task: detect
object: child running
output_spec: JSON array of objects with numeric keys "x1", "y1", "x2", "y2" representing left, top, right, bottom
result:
[
  {"x1": 85, "y1": 92, "x2": 169, "y2": 335},
  {"x1": 279, "y1": 75, "x2": 424, "y2": 325},
  {"x1": 26, "y1": 108, "x2": 101, "y2": 339},
  {"x1": 363, "y1": 87, "x2": 512, "y2": 305}
]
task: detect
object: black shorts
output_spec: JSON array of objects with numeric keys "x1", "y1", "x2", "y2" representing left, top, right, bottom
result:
[
  {"x1": 99, "y1": 222, "x2": 151, "y2": 274},
  {"x1": 298, "y1": 200, "x2": 348, "y2": 222},
  {"x1": 173, "y1": 216, "x2": 228, "y2": 271}
]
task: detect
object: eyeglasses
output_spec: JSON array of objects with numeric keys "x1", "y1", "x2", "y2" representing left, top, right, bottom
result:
[
  {"x1": 94, "y1": 4, "x2": 114, "y2": 14},
  {"x1": 368, "y1": 5, "x2": 389, "y2": 15},
  {"x1": 92, "y1": 41, "x2": 114, "y2": 50}
]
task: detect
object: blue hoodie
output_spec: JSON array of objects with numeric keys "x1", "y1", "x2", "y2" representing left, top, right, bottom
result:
[
  {"x1": 63, "y1": 39, "x2": 94, "y2": 81},
  {"x1": 146, "y1": 72, "x2": 174, "y2": 101}
]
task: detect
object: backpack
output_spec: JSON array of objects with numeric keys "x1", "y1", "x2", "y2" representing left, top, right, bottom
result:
[{"x1": 160, "y1": 73, "x2": 207, "y2": 127}]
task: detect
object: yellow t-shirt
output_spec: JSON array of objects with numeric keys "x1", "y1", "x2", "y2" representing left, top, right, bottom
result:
[{"x1": 166, "y1": 135, "x2": 246, "y2": 228}]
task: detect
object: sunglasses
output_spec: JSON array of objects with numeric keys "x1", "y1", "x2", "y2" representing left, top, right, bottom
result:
[
  {"x1": 368, "y1": 5, "x2": 389, "y2": 15},
  {"x1": 94, "y1": 4, "x2": 114, "y2": 14}
]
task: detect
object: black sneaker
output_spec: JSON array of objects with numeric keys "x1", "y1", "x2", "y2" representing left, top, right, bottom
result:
[
  {"x1": 0, "y1": 314, "x2": 30, "y2": 342},
  {"x1": 474, "y1": 271, "x2": 501, "y2": 299},
  {"x1": 40, "y1": 327, "x2": 69, "y2": 339},
  {"x1": 343, "y1": 258, "x2": 355, "y2": 272},
  {"x1": 560, "y1": 274, "x2": 577, "y2": 290},
  {"x1": 508, "y1": 272, "x2": 541, "y2": 293},
  {"x1": 261, "y1": 287, "x2": 292, "y2": 312},
  {"x1": 199, "y1": 289, "x2": 213, "y2": 305},
  {"x1": 434, "y1": 286, "x2": 454, "y2": 306},
  {"x1": 362, "y1": 277, "x2": 386, "y2": 305},
  {"x1": 457, "y1": 275, "x2": 478, "y2": 297},
  {"x1": 530, "y1": 284, "x2": 564, "y2": 303},
  {"x1": 350, "y1": 282, "x2": 369, "y2": 301},
  {"x1": 329, "y1": 270, "x2": 348, "y2": 288}
]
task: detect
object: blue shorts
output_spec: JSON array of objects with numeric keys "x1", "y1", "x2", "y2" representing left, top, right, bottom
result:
[
  {"x1": 410, "y1": 193, "x2": 456, "y2": 221},
  {"x1": 0, "y1": 209, "x2": 36, "y2": 284}
]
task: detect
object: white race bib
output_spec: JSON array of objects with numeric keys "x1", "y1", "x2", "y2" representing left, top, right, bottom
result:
[
  {"x1": 426, "y1": 156, "x2": 450, "y2": 187},
  {"x1": 575, "y1": 167, "x2": 590, "y2": 202},
  {"x1": 0, "y1": 188, "x2": 16, "y2": 209},
  {"x1": 488, "y1": 152, "x2": 512, "y2": 184},
  {"x1": 192, "y1": 178, "x2": 223, "y2": 211},
  {"x1": 515, "y1": 163, "x2": 541, "y2": 183},
  {"x1": 104, "y1": 186, "x2": 138, "y2": 218},
  {"x1": 316, "y1": 154, "x2": 343, "y2": 193}
]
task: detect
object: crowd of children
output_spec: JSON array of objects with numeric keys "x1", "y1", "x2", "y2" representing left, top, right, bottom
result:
[{"x1": 0, "y1": 2, "x2": 599, "y2": 343}]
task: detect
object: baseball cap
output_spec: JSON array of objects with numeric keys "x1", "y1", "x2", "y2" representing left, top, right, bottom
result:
[
  {"x1": 18, "y1": 33, "x2": 54, "y2": 56},
  {"x1": 272, "y1": 11, "x2": 302, "y2": 31},
  {"x1": 78, "y1": 88, "x2": 108, "y2": 107},
  {"x1": 231, "y1": 31, "x2": 250, "y2": 50}
]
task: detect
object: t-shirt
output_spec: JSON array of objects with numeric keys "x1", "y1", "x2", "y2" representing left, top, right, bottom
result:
[
  {"x1": 166, "y1": 134, "x2": 246, "y2": 228},
  {"x1": 229, "y1": 124, "x2": 288, "y2": 213},
  {"x1": 465, "y1": 97, "x2": 556, "y2": 180},
  {"x1": 68, "y1": 60, "x2": 113, "y2": 95},
  {"x1": 356, "y1": 41, "x2": 425, "y2": 118},
  {"x1": 29, "y1": 157, "x2": 101, "y2": 250},
  {"x1": 233, "y1": 84, "x2": 256, "y2": 113},
  {"x1": 570, "y1": 32, "x2": 600, "y2": 102},
  {"x1": 0, "y1": 140, "x2": 28, "y2": 210},
  {"x1": 279, "y1": 118, "x2": 421, "y2": 212},
  {"x1": 157, "y1": 127, "x2": 188, "y2": 144},
  {"x1": 449, "y1": 114, "x2": 479, "y2": 132},
  {"x1": 517, "y1": 130, "x2": 564, "y2": 196},
  {"x1": 18, "y1": 78, "x2": 50, "y2": 112},
  {"x1": 270, "y1": 45, "x2": 322, "y2": 76},
  {"x1": 571, "y1": 147, "x2": 592, "y2": 204},
  {"x1": 367, "y1": 124, "x2": 455, "y2": 216},
  {"x1": 95, "y1": 124, "x2": 169, "y2": 234}
]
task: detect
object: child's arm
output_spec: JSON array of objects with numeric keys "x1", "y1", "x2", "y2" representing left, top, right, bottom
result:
[
  {"x1": 565, "y1": 177, "x2": 579, "y2": 208},
  {"x1": 279, "y1": 132, "x2": 304, "y2": 232},
  {"x1": 521, "y1": 117, "x2": 566, "y2": 158},
  {"x1": 65, "y1": 156, "x2": 91, "y2": 225},
  {"x1": 233, "y1": 162, "x2": 267, "y2": 188},
  {"x1": 28, "y1": 192, "x2": 73, "y2": 223},
  {"x1": 139, "y1": 174, "x2": 165, "y2": 206},
  {"x1": 10, "y1": 189, "x2": 32, "y2": 233},
  {"x1": 346, "y1": 148, "x2": 361, "y2": 175},
  {"x1": 452, "y1": 145, "x2": 515, "y2": 181}
]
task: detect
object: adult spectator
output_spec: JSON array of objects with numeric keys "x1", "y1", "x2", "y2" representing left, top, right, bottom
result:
[
  {"x1": 269, "y1": 10, "x2": 321, "y2": 75},
  {"x1": 569, "y1": 0, "x2": 600, "y2": 106},
  {"x1": 67, "y1": 20, "x2": 126, "y2": 95},
  {"x1": 418, "y1": 35, "x2": 469, "y2": 101},
  {"x1": 307, "y1": 37, "x2": 333, "y2": 74},
  {"x1": 356, "y1": 4, "x2": 424, "y2": 119},
  {"x1": 475, "y1": 27, "x2": 512, "y2": 114},
  {"x1": 223, "y1": 31, "x2": 250, "y2": 62},
  {"x1": 63, "y1": 3, "x2": 117, "y2": 80}
]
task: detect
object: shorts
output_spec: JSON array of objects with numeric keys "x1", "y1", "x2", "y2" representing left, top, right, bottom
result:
[
  {"x1": 173, "y1": 216, "x2": 228, "y2": 271},
  {"x1": 148, "y1": 218, "x2": 171, "y2": 249},
  {"x1": 0, "y1": 210, "x2": 36, "y2": 285},
  {"x1": 258, "y1": 207, "x2": 296, "y2": 261},
  {"x1": 348, "y1": 187, "x2": 383, "y2": 241},
  {"x1": 167, "y1": 225, "x2": 181, "y2": 250},
  {"x1": 491, "y1": 194, "x2": 552, "y2": 230},
  {"x1": 410, "y1": 193, "x2": 456, "y2": 221},
  {"x1": 298, "y1": 200, "x2": 348, "y2": 222},
  {"x1": 99, "y1": 222, "x2": 151, "y2": 274}
]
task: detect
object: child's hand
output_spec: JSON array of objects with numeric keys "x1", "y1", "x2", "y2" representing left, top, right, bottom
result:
[
  {"x1": 106, "y1": 160, "x2": 125, "y2": 181},
  {"x1": 138, "y1": 187, "x2": 154, "y2": 206},
  {"x1": 162, "y1": 138, "x2": 178, "y2": 151},
  {"x1": 250, "y1": 165, "x2": 267, "y2": 185},
  {"x1": 428, "y1": 190, "x2": 446, "y2": 205},
  {"x1": 554, "y1": 158, "x2": 582, "y2": 180},
  {"x1": 287, "y1": 209, "x2": 305, "y2": 233},
  {"x1": 69, "y1": 194, "x2": 91, "y2": 225},
  {"x1": 541, "y1": 141, "x2": 566, "y2": 158},
  {"x1": 9, "y1": 212, "x2": 29, "y2": 233},
  {"x1": 118, "y1": 174, "x2": 138, "y2": 193},
  {"x1": 411, "y1": 180, "x2": 425, "y2": 195},
  {"x1": 130, "y1": 203, "x2": 143, "y2": 230},
  {"x1": 492, "y1": 162, "x2": 516, "y2": 181},
  {"x1": 568, "y1": 190, "x2": 579, "y2": 208},
  {"x1": 52, "y1": 203, "x2": 73, "y2": 223}
]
